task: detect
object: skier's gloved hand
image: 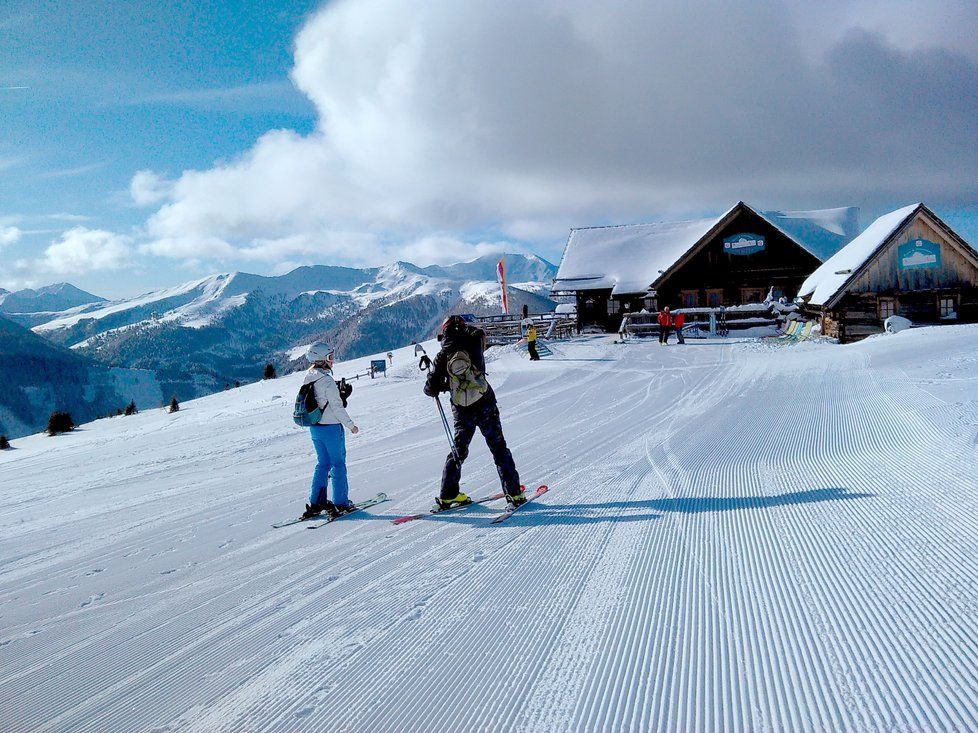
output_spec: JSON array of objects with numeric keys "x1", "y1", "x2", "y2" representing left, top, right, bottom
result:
[{"x1": 423, "y1": 375, "x2": 445, "y2": 397}]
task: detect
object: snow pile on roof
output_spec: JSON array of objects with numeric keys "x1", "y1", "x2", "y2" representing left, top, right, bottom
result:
[
  {"x1": 554, "y1": 217, "x2": 718, "y2": 295},
  {"x1": 761, "y1": 207, "x2": 860, "y2": 262},
  {"x1": 799, "y1": 204, "x2": 920, "y2": 306}
]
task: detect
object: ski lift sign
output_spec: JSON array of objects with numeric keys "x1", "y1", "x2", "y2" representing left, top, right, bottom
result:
[
  {"x1": 723, "y1": 233, "x2": 765, "y2": 256},
  {"x1": 898, "y1": 239, "x2": 941, "y2": 271}
]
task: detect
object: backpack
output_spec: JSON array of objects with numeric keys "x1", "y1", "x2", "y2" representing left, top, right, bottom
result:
[
  {"x1": 293, "y1": 378, "x2": 326, "y2": 426},
  {"x1": 446, "y1": 350, "x2": 488, "y2": 407}
]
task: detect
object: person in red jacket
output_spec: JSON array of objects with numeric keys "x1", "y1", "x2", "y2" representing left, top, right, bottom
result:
[
  {"x1": 658, "y1": 307, "x2": 673, "y2": 345},
  {"x1": 674, "y1": 312, "x2": 686, "y2": 344}
]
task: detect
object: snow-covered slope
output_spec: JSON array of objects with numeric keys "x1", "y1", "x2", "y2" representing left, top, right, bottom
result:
[{"x1": 3, "y1": 327, "x2": 977, "y2": 731}]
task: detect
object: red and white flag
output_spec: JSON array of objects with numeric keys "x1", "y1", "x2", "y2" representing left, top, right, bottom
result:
[{"x1": 496, "y1": 258, "x2": 509, "y2": 314}]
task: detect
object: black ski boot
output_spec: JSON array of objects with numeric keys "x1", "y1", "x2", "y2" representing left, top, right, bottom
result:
[
  {"x1": 302, "y1": 503, "x2": 325, "y2": 520},
  {"x1": 505, "y1": 488, "x2": 527, "y2": 508}
]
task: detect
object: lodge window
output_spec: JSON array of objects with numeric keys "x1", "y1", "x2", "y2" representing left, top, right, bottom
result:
[
  {"x1": 607, "y1": 299, "x2": 620, "y2": 315},
  {"x1": 643, "y1": 296, "x2": 657, "y2": 311},
  {"x1": 740, "y1": 288, "x2": 766, "y2": 304},
  {"x1": 680, "y1": 290, "x2": 699, "y2": 308},
  {"x1": 879, "y1": 298, "x2": 896, "y2": 320},
  {"x1": 939, "y1": 297, "x2": 957, "y2": 319},
  {"x1": 706, "y1": 289, "x2": 723, "y2": 308}
]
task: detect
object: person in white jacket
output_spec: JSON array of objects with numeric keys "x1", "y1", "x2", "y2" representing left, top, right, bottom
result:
[{"x1": 301, "y1": 343, "x2": 360, "y2": 519}]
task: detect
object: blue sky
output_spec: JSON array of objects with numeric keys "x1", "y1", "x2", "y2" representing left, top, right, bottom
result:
[
  {"x1": 1, "y1": 0, "x2": 319, "y2": 294},
  {"x1": 1, "y1": 1, "x2": 977, "y2": 299}
]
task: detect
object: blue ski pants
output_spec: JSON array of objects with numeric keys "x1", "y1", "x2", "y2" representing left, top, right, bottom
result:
[{"x1": 309, "y1": 424, "x2": 349, "y2": 507}]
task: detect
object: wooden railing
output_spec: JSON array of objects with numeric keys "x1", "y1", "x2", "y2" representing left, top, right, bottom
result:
[
  {"x1": 618, "y1": 304, "x2": 780, "y2": 339},
  {"x1": 475, "y1": 313, "x2": 576, "y2": 345}
]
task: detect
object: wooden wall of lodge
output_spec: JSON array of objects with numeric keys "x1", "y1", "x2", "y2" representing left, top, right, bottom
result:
[
  {"x1": 656, "y1": 209, "x2": 823, "y2": 309},
  {"x1": 814, "y1": 216, "x2": 978, "y2": 342}
]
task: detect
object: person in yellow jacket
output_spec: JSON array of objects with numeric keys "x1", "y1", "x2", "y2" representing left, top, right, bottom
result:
[{"x1": 525, "y1": 321, "x2": 541, "y2": 361}]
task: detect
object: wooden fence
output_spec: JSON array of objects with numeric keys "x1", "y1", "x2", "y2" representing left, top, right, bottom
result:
[{"x1": 475, "y1": 313, "x2": 577, "y2": 345}]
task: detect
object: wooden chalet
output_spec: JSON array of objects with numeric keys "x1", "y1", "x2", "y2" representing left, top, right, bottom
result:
[
  {"x1": 798, "y1": 203, "x2": 978, "y2": 342},
  {"x1": 552, "y1": 202, "x2": 856, "y2": 331}
]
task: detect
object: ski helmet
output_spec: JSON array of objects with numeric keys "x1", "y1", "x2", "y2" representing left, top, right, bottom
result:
[
  {"x1": 441, "y1": 315, "x2": 467, "y2": 335},
  {"x1": 306, "y1": 342, "x2": 334, "y2": 363}
]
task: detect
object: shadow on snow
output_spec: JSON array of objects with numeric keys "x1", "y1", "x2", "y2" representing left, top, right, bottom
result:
[{"x1": 363, "y1": 487, "x2": 873, "y2": 527}]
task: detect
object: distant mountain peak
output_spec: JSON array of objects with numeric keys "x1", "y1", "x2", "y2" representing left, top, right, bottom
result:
[{"x1": 0, "y1": 283, "x2": 104, "y2": 314}]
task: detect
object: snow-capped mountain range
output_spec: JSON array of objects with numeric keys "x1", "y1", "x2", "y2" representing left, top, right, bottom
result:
[{"x1": 0, "y1": 254, "x2": 556, "y2": 437}]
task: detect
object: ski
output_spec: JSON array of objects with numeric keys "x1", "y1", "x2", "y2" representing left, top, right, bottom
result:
[
  {"x1": 272, "y1": 493, "x2": 387, "y2": 529},
  {"x1": 306, "y1": 493, "x2": 389, "y2": 528},
  {"x1": 391, "y1": 491, "x2": 507, "y2": 525},
  {"x1": 490, "y1": 484, "x2": 549, "y2": 525}
]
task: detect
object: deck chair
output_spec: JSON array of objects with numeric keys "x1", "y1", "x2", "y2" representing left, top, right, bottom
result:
[
  {"x1": 765, "y1": 319, "x2": 801, "y2": 341},
  {"x1": 793, "y1": 321, "x2": 814, "y2": 341}
]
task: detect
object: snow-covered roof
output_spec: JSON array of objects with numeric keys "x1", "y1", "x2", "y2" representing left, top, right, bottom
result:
[
  {"x1": 761, "y1": 207, "x2": 859, "y2": 262},
  {"x1": 553, "y1": 217, "x2": 719, "y2": 295},
  {"x1": 554, "y1": 204, "x2": 857, "y2": 297},
  {"x1": 798, "y1": 204, "x2": 920, "y2": 307}
]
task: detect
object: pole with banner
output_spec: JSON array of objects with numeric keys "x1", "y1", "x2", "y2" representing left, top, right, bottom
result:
[{"x1": 497, "y1": 257, "x2": 509, "y2": 315}]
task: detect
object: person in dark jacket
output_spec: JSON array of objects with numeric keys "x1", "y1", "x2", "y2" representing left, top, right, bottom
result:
[{"x1": 424, "y1": 315, "x2": 524, "y2": 508}]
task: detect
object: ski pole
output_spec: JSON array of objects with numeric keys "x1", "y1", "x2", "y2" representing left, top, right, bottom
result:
[{"x1": 419, "y1": 354, "x2": 460, "y2": 464}]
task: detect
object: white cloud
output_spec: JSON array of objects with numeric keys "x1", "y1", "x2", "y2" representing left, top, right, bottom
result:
[
  {"x1": 35, "y1": 162, "x2": 108, "y2": 180},
  {"x1": 139, "y1": 235, "x2": 235, "y2": 260},
  {"x1": 135, "y1": 0, "x2": 978, "y2": 266},
  {"x1": 39, "y1": 227, "x2": 132, "y2": 275},
  {"x1": 130, "y1": 170, "x2": 175, "y2": 206},
  {"x1": 0, "y1": 226, "x2": 22, "y2": 248},
  {"x1": 396, "y1": 236, "x2": 512, "y2": 266}
]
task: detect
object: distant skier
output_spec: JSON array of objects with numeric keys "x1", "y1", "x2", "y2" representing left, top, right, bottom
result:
[
  {"x1": 301, "y1": 343, "x2": 360, "y2": 519},
  {"x1": 525, "y1": 320, "x2": 541, "y2": 360},
  {"x1": 674, "y1": 312, "x2": 686, "y2": 344},
  {"x1": 658, "y1": 307, "x2": 673, "y2": 345},
  {"x1": 423, "y1": 315, "x2": 524, "y2": 508}
]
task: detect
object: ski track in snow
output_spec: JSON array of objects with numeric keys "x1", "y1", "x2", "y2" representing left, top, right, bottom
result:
[{"x1": 2, "y1": 328, "x2": 978, "y2": 731}]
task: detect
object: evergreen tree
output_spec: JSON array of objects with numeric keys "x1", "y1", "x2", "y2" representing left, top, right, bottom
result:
[
  {"x1": 234, "y1": 380, "x2": 241, "y2": 388},
  {"x1": 169, "y1": 395, "x2": 180, "y2": 413},
  {"x1": 0, "y1": 435, "x2": 9, "y2": 450},
  {"x1": 47, "y1": 411, "x2": 75, "y2": 436},
  {"x1": 124, "y1": 399, "x2": 138, "y2": 416},
  {"x1": 263, "y1": 362, "x2": 277, "y2": 380}
]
